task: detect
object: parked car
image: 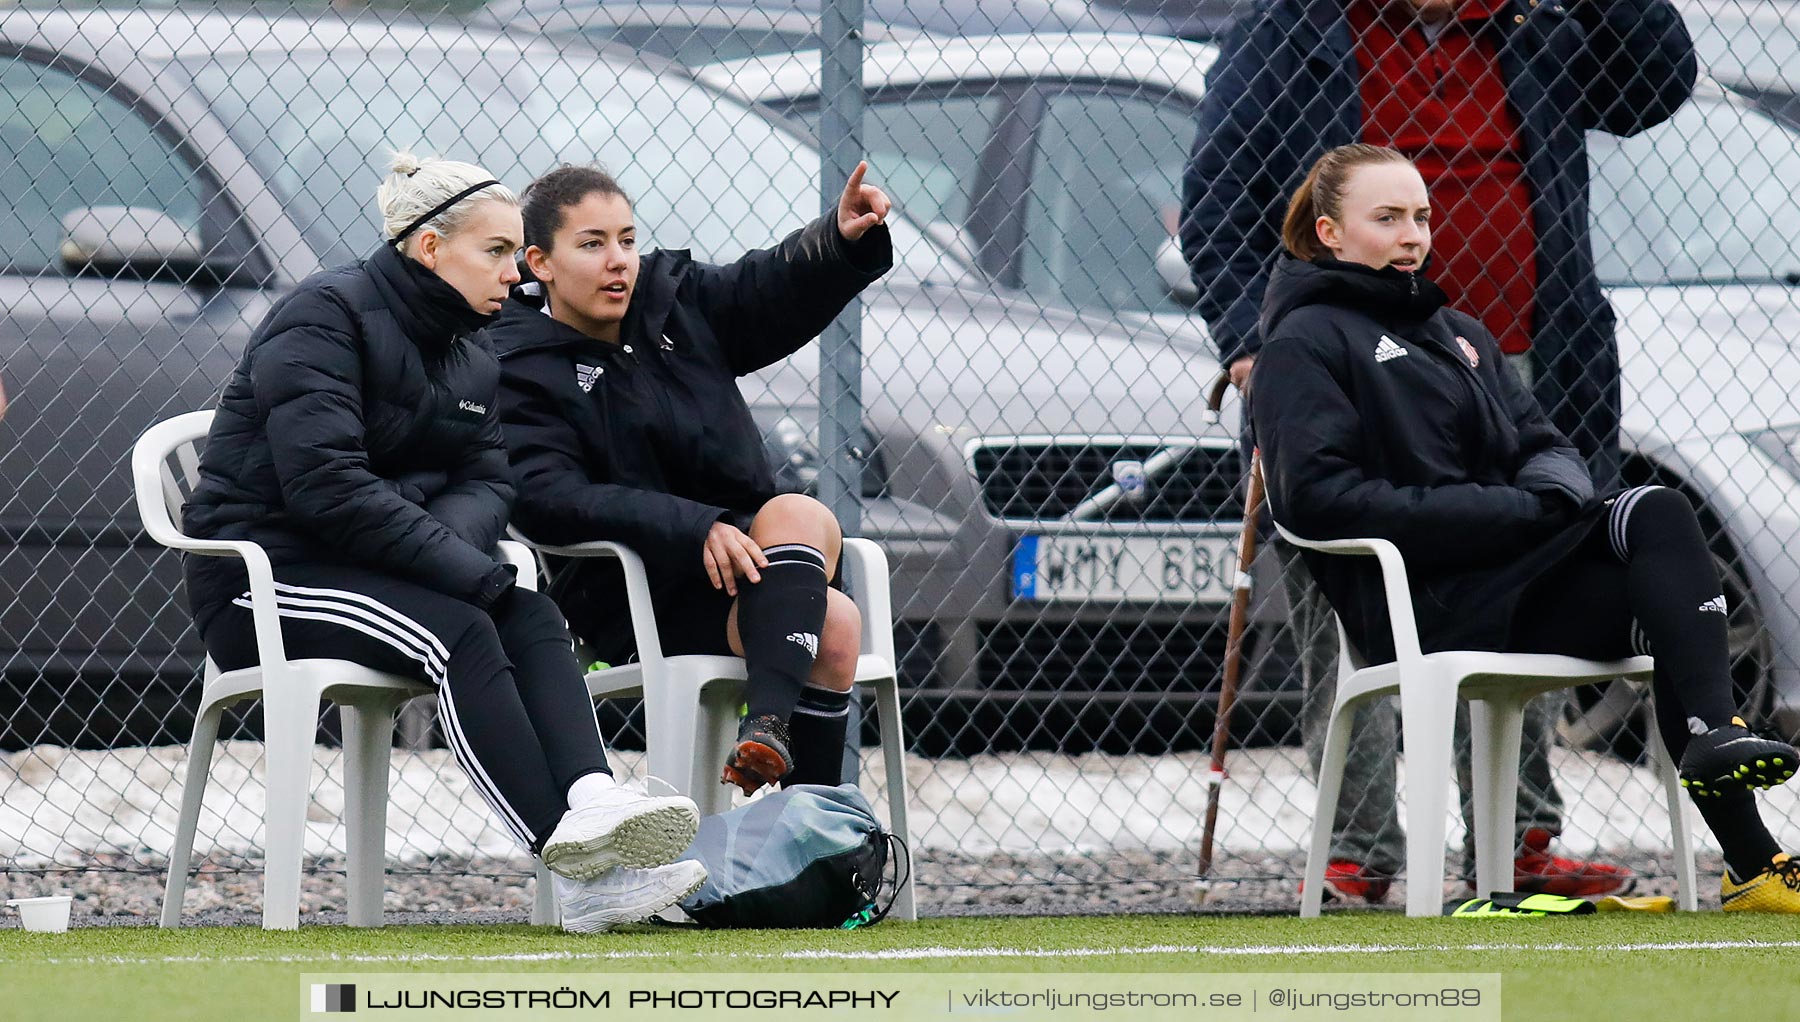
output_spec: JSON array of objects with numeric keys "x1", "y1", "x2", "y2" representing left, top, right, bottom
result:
[
  {"x1": 1681, "y1": 0, "x2": 1800, "y2": 94},
  {"x1": 1678, "y1": 0, "x2": 1800, "y2": 130},
  {"x1": 468, "y1": 0, "x2": 1147, "y2": 66},
  {"x1": 1087, "y1": 0, "x2": 1255, "y2": 40},
  {"x1": 706, "y1": 31, "x2": 1800, "y2": 741},
  {"x1": 0, "y1": 10, "x2": 1255, "y2": 756}
]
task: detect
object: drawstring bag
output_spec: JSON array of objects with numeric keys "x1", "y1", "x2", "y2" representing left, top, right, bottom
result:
[{"x1": 674, "y1": 783, "x2": 908, "y2": 929}]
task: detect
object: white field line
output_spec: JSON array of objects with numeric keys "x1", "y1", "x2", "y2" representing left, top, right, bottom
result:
[{"x1": 15, "y1": 938, "x2": 1800, "y2": 966}]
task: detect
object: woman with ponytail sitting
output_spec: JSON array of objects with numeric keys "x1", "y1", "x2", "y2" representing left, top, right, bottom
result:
[
  {"x1": 1253, "y1": 143, "x2": 1800, "y2": 912},
  {"x1": 491, "y1": 161, "x2": 893, "y2": 796}
]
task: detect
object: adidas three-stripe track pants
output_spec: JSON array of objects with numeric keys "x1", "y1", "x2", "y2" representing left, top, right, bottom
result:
[{"x1": 197, "y1": 563, "x2": 613, "y2": 854}]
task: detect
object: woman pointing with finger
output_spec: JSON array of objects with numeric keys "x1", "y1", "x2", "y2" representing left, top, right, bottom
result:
[{"x1": 492, "y1": 160, "x2": 893, "y2": 796}]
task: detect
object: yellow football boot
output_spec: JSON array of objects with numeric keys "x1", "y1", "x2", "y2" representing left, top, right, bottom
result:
[{"x1": 1721, "y1": 853, "x2": 1800, "y2": 913}]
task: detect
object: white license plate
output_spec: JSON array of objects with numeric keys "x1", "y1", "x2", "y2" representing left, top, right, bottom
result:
[{"x1": 1011, "y1": 534, "x2": 1239, "y2": 604}]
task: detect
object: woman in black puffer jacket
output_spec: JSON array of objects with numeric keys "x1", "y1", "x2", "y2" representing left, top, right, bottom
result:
[
  {"x1": 1252, "y1": 143, "x2": 1800, "y2": 910},
  {"x1": 492, "y1": 162, "x2": 892, "y2": 796},
  {"x1": 182, "y1": 152, "x2": 704, "y2": 933}
]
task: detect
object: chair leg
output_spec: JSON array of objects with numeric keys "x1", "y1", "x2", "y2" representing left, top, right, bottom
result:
[
  {"x1": 693, "y1": 681, "x2": 742, "y2": 818},
  {"x1": 1468, "y1": 696, "x2": 1526, "y2": 897},
  {"x1": 1647, "y1": 723, "x2": 1699, "y2": 912},
  {"x1": 645, "y1": 672, "x2": 706, "y2": 801},
  {"x1": 262, "y1": 681, "x2": 323, "y2": 930},
  {"x1": 341, "y1": 699, "x2": 399, "y2": 928},
  {"x1": 870, "y1": 676, "x2": 916, "y2": 922},
  {"x1": 1301, "y1": 693, "x2": 1362, "y2": 919},
  {"x1": 160, "y1": 703, "x2": 225, "y2": 929},
  {"x1": 532, "y1": 861, "x2": 559, "y2": 926},
  {"x1": 1399, "y1": 671, "x2": 1460, "y2": 918}
]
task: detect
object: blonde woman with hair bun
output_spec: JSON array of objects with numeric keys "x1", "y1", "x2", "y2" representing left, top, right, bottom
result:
[{"x1": 182, "y1": 150, "x2": 706, "y2": 933}]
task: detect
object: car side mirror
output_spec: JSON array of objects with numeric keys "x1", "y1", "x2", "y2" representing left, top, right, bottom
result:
[
  {"x1": 1155, "y1": 234, "x2": 1200, "y2": 307},
  {"x1": 59, "y1": 206, "x2": 235, "y2": 286}
]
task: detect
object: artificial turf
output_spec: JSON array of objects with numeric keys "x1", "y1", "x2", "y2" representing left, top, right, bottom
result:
[{"x1": 1, "y1": 912, "x2": 1793, "y2": 1020}]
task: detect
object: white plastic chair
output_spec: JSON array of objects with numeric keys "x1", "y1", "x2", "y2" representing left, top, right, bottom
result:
[
  {"x1": 514, "y1": 533, "x2": 917, "y2": 922},
  {"x1": 1274, "y1": 520, "x2": 1697, "y2": 918},
  {"x1": 135, "y1": 411, "x2": 557, "y2": 929}
]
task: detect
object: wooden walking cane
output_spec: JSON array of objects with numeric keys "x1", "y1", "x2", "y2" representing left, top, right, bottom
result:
[{"x1": 1195, "y1": 373, "x2": 1264, "y2": 902}]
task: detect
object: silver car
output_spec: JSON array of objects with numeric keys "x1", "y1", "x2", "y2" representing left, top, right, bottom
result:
[
  {"x1": 466, "y1": 0, "x2": 1143, "y2": 67},
  {"x1": 707, "y1": 31, "x2": 1800, "y2": 739},
  {"x1": 0, "y1": 10, "x2": 1248, "y2": 754}
]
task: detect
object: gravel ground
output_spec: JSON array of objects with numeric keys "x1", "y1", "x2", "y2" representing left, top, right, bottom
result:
[{"x1": 1, "y1": 847, "x2": 1721, "y2": 929}]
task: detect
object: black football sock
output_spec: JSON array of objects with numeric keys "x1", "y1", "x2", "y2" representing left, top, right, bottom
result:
[
  {"x1": 1614, "y1": 487, "x2": 1737, "y2": 728},
  {"x1": 784, "y1": 684, "x2": 852, "y2": 787},
  {"x1": 737, "y1": 543, "x2": 828, "y2": 723},
  {"x1": 1695, "y1": 789, "x2": 1782, "y2": 882}
]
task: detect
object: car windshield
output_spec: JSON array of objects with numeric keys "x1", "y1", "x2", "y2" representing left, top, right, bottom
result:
[
  {"x1": 185, "y1": 44, "x2": 957, "y2": 276},
  {"x1": 1589, "y1": 95, "x2": 1800, "y2": 287},
  {"x1": 606, "y1": 22, "x2": 822, "y2": 64}
]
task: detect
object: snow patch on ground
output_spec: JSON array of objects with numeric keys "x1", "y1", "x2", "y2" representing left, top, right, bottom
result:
[{"x1": 4, "y1": 742, "x2": 1797, "y2": 867}]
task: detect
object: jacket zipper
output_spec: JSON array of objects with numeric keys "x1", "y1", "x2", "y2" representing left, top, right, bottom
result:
[{"x1": 624, "y1": 333, "x2": 686, "y2": 469}]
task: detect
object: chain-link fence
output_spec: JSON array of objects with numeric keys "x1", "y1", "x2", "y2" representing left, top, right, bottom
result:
[{"x1": 4, "y1": 0, "x2": 1800, "y2": 921}]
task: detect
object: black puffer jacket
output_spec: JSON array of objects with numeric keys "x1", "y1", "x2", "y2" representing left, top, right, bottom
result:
[
  {"x1": 1250, "y1": 256, "x2": 1602, "y2": 664},
  {"x1": 490, "y1": 216, "x2": 890, "y2": 646},
  {"x1": 183, "y1": 244, "x2": 517, "y2": 631},
  {"x1": 1182, "y1": 0, "x2": 1695, "y2": 488}
]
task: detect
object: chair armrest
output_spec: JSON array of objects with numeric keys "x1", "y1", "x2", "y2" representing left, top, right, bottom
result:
[
  {"x1": 839, "y1": 537, "x2": 895, "y2": 662},
  {"x1": 130, "y1": 410, "x2": 294, "y2": 673},
  {"x1": 165, "y1": 540, "x2": 292, "y2": 675},
  {"x1": 504, "y1": 531, "x2": 664, "y2": 668},
  {"x1": 1271, "y1": 520, "x2": 1423, "y2": 663},
  {"x1": 494, "y1": 539, "x2": 538, "y2": 592}
]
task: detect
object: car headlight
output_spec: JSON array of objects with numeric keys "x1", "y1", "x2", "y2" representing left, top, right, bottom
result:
[
  {"x1": 752, "y1": 407, "x2": 886, "y2": 499},
  {"x1": 1746, "y1": 423, "x2": 1800, "y2": 481}
]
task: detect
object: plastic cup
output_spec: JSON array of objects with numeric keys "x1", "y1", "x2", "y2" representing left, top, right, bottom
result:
[{"x1": 7, "y1": 894, "x2": 73, "y2": 933}]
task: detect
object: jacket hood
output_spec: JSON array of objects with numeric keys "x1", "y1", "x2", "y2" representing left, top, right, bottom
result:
[
  {"x1": 491, "y1": 249, "x2": 689, "y2": 360},
  {"x1": 364, "y1": 243, "x2": 497, "y2": 352},
  {"x1": 485, "y1": 299, "x2": 599, "y2": 360},
  {"x1": 1258, "y1": 254, "x2": 1448, "y2": 340}
]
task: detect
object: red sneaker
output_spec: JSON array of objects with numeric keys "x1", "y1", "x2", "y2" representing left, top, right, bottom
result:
[
  {"x1": 1513, "y1": 828, "x2": 1633, "y2": 897},
  {"x1": 1300, "y1": 860, "x2": 1393, "y2": 904}
]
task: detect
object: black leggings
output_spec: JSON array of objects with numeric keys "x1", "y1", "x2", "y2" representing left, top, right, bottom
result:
[
  {"x1": 1508, "y1": 485, "x2": 1738, "y2": 763},
  {"x1": 199, "y1": 562, "x2": 611, "y2": 854}
]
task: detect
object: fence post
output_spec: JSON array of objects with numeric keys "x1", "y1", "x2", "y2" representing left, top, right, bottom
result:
[{"x1": 817, "y1": 0, "x2": 866, "y2": 535}]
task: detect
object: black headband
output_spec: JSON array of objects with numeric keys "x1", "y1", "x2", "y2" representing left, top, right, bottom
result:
[{"x1": 390, "y1": 179, "x2": 502, "y2": 247}]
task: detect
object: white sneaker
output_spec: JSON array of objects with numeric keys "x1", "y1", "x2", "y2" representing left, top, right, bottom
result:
[
  {"x1": 540, "y1": 787, "x2": 700, "y2": 881},
  {"x1": 555, "y1": 860, "x2": 708, "y2": 934}
]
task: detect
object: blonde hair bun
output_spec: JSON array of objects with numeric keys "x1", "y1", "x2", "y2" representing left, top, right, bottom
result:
[
  {"x1": 387, "y1": 149, "x2": 424, "y2": 178},
  {"x1": 376, "y1": 148, "x2": 518, "y2": 247}
]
